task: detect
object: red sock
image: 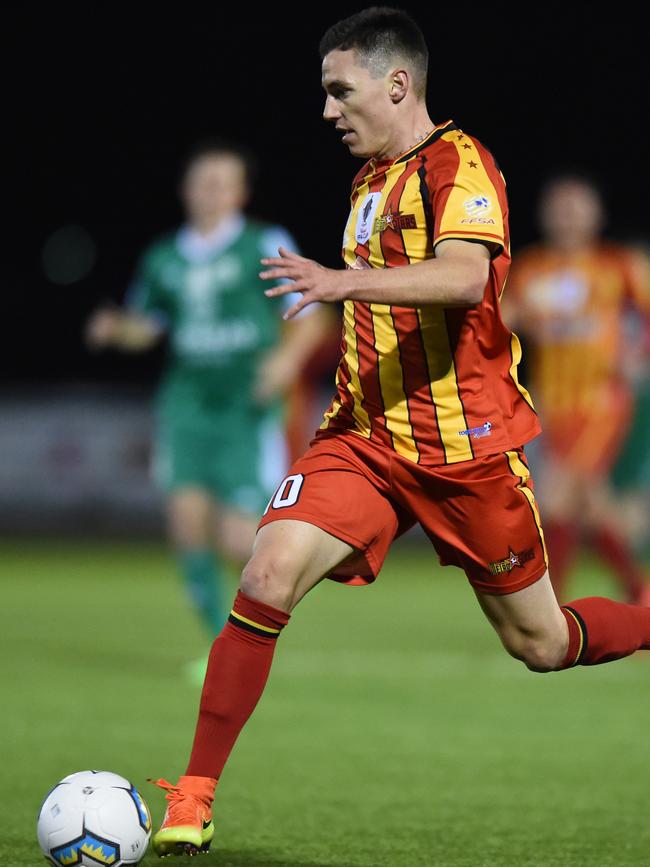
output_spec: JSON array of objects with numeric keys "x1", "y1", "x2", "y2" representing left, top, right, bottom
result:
[
  {"x1": 591, "y1": 525, "x2": 645, "y2": 601},
  {"x1": 545, "y1": 521, "x2": 580, "y2": 602},
  {"x1": 559, "y1": 597, "x2": 650, "y2": 668},
  {"x1": 186, "y1": 590, "x2": 290, "y2": 779}
]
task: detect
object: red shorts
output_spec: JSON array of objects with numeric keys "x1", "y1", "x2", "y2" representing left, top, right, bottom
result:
[
  {"x1": 258, "y1": 431, "x2": 548, "y2": 595},
  {"x1": 542, "y1": 385, "x2": 633, "y2": 478}
]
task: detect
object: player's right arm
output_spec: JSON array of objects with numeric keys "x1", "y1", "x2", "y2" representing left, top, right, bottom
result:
[
  {"x1": 85, "y1": 307, "x2": 165, "y2": 352},
  {"x1": 85, "y1": 240, "x2": 169, "y2": 352}
]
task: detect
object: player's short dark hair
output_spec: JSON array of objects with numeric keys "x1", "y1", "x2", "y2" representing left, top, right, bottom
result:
[
  {"x1": 538, "y1": 168, "x2": 604, "y2": 202},
  {"x1": 180, "y1": 137, "x2": 259, "y2": 189},
  {"x1": 319, "y1": 7, "x2": 428, "y2": 100}
]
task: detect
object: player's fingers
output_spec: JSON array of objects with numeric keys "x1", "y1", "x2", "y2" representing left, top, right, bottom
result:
[
  {"x1": 282, "y1": 294, "x2": 313, "y2": 320},
  {"x1": 277, "y1": 245, "x2": 310, "y2": 262},
  {"x1": 264, "y1": 282, "x2": 304, "y2": 298},
  {"x1": 259, "y1": 266, "x2": 296, "y2": 281}
]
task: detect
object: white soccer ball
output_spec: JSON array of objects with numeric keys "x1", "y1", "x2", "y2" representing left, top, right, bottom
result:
[{"x1": 37, "y1": 770, "x2": 152, "y2": 866}]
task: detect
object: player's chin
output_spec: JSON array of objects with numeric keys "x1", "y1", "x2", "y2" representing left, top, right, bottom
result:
[{"x1": 345, "y1": 140, "x2": 373, "y2": 158}]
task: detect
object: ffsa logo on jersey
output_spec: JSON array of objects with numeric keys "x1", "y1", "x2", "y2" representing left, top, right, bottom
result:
[{"x1": 461, "y1": 195, "x2": 495, "y2": 225}]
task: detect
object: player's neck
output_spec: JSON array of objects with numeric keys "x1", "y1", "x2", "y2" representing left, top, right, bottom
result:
[
  {"x1": 191, "y1": 213, "x2": 232, "y2": 237},
  {"x1": 377, "y1": 111, "x2": 436, "y2": 161},
  {"x1": 549, "y1": 236, "x2": 597, "y2": 255}
]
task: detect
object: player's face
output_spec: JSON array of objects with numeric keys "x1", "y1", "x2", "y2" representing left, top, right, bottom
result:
[
  {"x1": 539, "y1": 181, "x2": 604, "y2": 248},
  {"x1": 321, "y1": 49, "x2": 395, "y2": 159},
  {"x1": 182, "y1": 154, "x2": 248, "y2": 224}
]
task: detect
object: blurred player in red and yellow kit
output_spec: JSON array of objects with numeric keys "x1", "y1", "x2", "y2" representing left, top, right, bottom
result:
[
  {"x1": 149, "y1": 11, "x2": 650, "y2": 857},
  {"x1": 505, "y1": 175, "x2": 650, "y2": 604}
]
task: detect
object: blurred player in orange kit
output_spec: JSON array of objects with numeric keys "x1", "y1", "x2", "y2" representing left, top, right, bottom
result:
[
  {"x1": 147, "y1": 10, "x2": 650, "y2": 858},
  {"x1": 504, "y1": 174, "x2": 650, "y2": 605}
]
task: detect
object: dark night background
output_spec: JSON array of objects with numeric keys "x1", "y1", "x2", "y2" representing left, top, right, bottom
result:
[{"x1": 7, "y1": 3, "x2": 649, "y2": 387}]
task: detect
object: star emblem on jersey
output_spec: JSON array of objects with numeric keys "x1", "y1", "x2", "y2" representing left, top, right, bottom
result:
[
  {"x1": 468, "y1": 160, "x2": 478, "y2": 168},
  {"x1": 488, "y1": 548, "x2": 535, "y2": 576},
  {"x1": 374, "y1": 211, "x2": 417, "y2": 233}
]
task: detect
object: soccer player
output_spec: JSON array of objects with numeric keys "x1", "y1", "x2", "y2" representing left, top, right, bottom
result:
[
  {"x1": 148, "y1": 9, "x2": 650, "y2": 857},
  {"x1": 86, "y1": 140, "x2": 327, "y2": 650},
  {"x1": 503, "y1": 175, "x2": 650, "y2": 605}
]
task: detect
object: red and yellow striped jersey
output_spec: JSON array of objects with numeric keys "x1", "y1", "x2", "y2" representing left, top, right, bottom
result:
[
  {"x1": 506, "y1": 242, "x2": 650, "y2": 422},
  {"x1": 316, "y1": 119, "x2": 540, "y2": 465}
]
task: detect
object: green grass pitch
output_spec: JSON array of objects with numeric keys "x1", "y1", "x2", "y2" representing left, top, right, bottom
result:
[{"x1": 2, "y1": 538, "x2": 648, "y2": 867}]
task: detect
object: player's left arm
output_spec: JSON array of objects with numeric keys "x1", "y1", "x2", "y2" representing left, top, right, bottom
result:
[
  {"x1": 260, "y1": 239, "x2": 490, "y2": 319},
  {"x1": 254, "y1": 226, "x2": 333, "y2": 402},
  {"x1": 254, "y1": 304, "x2": 332, "y2": 403}
]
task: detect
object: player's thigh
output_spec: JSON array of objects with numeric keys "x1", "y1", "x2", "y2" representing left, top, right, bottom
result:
[
  {"x1": 241, "y1": 519, "x2": 357, "y2": 611},
  {"x1": 166, "y1": 487, "x2": 217, "y2": 548},
  {"x1": 473, "y1": 570, "x2": 568, "y2": 670},
  {"x1": 401, "y1": 448, "x2": 548, "y2": 597},
  {"x1": 215, "y1": 507, "x2": 259, "y2": 565},
  {"x1": 250, "y1": 434, "x2": 407, "y2": 609}
]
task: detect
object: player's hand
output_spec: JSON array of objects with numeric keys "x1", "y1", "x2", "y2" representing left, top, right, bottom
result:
[
  {"x1": 85, "y1": 308, "x2": 121, "y2": 349},
  {"x1": 260, "y1": 246, "x2": 349, "y2": 319},
  {"x1": 253, "y1": 348, "x2": 298, "y2": 404}
]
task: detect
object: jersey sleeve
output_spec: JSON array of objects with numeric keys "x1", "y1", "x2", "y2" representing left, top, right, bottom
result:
[
  {"x1": 428, "y1": 134, "x2": 506, "y2": 259},
  {"x1": 622, "y1": 246, "x2": 650, "y2": 312},
  {"x1": 259, "y1": 225, "x2": 314, "y2": 320},
  {"x1": 124, "y1": 245, "x2": 170, "y2": 326}
]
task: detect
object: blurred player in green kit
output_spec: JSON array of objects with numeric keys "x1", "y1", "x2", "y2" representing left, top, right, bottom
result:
[{"x1": 86, "y1": 140, "x2": 327, "y2": 655}]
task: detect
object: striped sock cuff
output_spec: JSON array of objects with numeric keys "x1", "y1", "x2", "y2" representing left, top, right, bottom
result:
[
  {"x1": 560, "y1": 605, "x2": 588, "y2": 668},
  {"x1": 228, "y1": 590, "x2": 290, "y2": 640}
]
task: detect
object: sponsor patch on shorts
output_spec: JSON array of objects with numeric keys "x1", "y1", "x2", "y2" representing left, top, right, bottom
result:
[{"x1": 488, "y1": 547, "x2": 535, "y2": 575}]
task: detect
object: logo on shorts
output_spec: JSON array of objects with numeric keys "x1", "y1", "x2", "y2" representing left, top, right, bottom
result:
[
  {"x1": 459, "y1": 421, "x2": 492, "y2": 439},
  {"x1": 488, "y1": 547, "x2": 534, "y2": 576}
]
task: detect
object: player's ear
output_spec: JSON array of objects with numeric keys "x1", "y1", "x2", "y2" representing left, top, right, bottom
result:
[{"x1": 389, "y1": 69, "x2": 409, "y2": 104}]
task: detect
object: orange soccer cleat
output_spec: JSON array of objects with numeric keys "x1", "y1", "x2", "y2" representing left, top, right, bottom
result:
[{"x1": 149, "y1": 775, "x2": 217, "y2": 857}]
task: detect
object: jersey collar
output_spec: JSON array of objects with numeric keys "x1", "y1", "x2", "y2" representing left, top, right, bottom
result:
[
  {"x1": 369, "y1": 119, "x2": 458, "y2": 170},
  {"x1": 177, "y1": 211, "x2": 246, "y2": 262}
]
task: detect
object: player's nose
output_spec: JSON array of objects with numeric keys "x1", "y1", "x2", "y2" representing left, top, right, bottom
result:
[{"x1": 322, "y1": 94, "x2": 340, "y2": 122}]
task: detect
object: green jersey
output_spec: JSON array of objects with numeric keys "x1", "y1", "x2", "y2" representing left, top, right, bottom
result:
[{"x1": 127, "y1": 213, "x2": 299, "y2": 421}]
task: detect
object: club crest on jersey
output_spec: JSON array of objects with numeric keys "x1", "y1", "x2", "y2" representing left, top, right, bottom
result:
[
  {"x1": 488, "y1": 547, "x2": 535, "y2": 576},
  {"x1": 374, "y1": 211, "x2": 417, "y2": 233},
  {"x1": 355, "y1": 192, "x2": 382, "y2": 244}
]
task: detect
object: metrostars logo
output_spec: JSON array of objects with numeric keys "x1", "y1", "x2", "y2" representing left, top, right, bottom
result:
[
  {"x1": 374, "y1": 212, "x2": 417, "y2": 233},
  {"x1": 488, "y1": 547, "x2": 535, "y2": 576}
]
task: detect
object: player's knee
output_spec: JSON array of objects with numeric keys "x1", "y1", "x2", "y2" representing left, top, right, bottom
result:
[
  {"x1": 239, "y1": 551, "x2": 301, "y2": 611},
  {"x1": 503, "y1": 631, "x2": 566, "y2": 673}
]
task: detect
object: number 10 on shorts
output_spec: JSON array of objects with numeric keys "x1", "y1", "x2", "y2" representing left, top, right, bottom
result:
[{"x1": 264, "y1": 474, "x2": 305, "y2": 514}]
